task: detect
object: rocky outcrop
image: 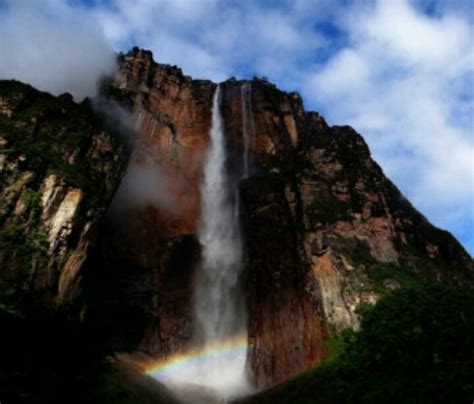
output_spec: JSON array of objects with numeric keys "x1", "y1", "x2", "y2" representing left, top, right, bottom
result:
[
  {"x1": 94, "y1": 48, "x2": 472, "y2": 390},
  {"x1": 109, "y1": 48, "x2": 215, "y2": 236},
  {"x1": 0, "y1": 80, "x2": 127, "y2": 307},
  {"x1": 85, "y1": 49, "x2": 215, "y2": 359}
]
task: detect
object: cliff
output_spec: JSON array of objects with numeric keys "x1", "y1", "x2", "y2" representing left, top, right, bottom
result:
[
  {"x1": 88, "y1": 48, "x2": 473, "y2": 389},
  {"x1": 0, "y1": 80, "x2": 127, "y2": 308}
]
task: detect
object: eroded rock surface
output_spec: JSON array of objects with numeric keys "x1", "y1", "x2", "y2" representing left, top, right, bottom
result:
[{"x1": 0, "y1": 80, "x2": 127, "y2": 306}]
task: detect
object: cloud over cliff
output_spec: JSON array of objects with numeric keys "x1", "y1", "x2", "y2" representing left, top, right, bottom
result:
[{"x1": 0, "y1": 0, "x2": 115, "y2": 100}]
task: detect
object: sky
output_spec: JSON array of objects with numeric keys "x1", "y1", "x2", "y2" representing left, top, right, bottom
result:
[{"x1": 0, "y1": 0, "x2": 473, "y2": 255}]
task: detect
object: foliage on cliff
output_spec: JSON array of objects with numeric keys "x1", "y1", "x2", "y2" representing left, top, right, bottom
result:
[
  {"x1": 0, "y1": 80, "x2": 127, "y2": 304},
  {"x1": 244, "y1": 282, "x2": 474, "y2": 403},
  {"x1": 0, "y1": 80, "x2": 122, "y2": 193}
]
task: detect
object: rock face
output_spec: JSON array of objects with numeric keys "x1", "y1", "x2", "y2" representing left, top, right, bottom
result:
[
  {"x1": 2, "y1": 48, "x2": 472, "y2": 392},
  {"x1": 86, "y1": 49, "x2": 215, "y2": 358},
  {"x1": 0, "y1": 81, "x2": 127, "y2": 307},
  {"x1": 93, "y1": 48, "x2": 473, "y2": 390}
]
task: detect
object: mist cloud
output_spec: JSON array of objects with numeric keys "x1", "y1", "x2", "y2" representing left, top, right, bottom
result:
[
  {"x1": 0, "y1": 0, "x2": 115, "y2": 100},
  {"x1": 113, "y1": 160, "x2": 181, "y2": 215}
]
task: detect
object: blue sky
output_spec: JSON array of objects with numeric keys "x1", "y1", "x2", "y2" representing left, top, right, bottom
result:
[{"x1": 1, "y1": 0, "x2": 473, "y2": 255}]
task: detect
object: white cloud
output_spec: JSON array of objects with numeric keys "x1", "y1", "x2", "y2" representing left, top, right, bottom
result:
[
  {"x1": 308, "y1": 49, "x2": 370, "y2": 96},
  {"x1": 0, "y1": 0, "x2": 115, "y2": 100},
  {"x1": 363, "y1": 0, "x2": 471, "y2": 69},
  {"x1": 92, "y1": 0, "x2": 327, "y2": 81},
  {"x1": 301, "y1": 0, "x2": 474, "y2": 252}
]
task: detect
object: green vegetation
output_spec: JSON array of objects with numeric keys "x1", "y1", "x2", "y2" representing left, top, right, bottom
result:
[
  {"x1": 0, "y1": 301, "x2": 176, "y2": 404},
  {"x1": 86, "y1": 371, "x2": 179, "y2": 404},
  {"x1": 0, "y1": 106, "x2": 86, "y2": 187},
  {"x1": 88, "y1": 372, "x2": 151, "y2": 404},
  {"x1": 0, "y1": 189, "x2": 49, "y2": 289},
  {"x1": 245, "y1": 283, "x2": 474, "y2": 403},
  {"x1": 0, "y1": 288, "x2": 21, "y2": 317},
  {"x1": 293, "y1": 152, "x2": 314, "y2": 174},
  {"x1": 344, "y1": 243, "x2": 422, "y2": 293},
  {"x1": 0, "y1": 79, "x2": 126, "y2": 309},
  {"x1": 0, "y1": 80, "x2": 121, "y2": 196},
  {"x1": 305, "y1": 198, "x2": 351, "y2": 226}
]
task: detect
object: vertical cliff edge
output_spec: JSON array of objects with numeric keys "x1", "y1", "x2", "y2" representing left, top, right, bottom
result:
[{"x1": 0, "y1": 80, "x2": 127, "y2": 308}]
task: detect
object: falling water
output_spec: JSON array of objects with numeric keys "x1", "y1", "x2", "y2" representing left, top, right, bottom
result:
[
  {"x1": 240, "y1": 82, "x2": 254, "y2": 179},
  {"x1": 148, "y1": 85, "x2": 251, "y2": 401},
  {"x1": 194, "y1": 84, "x2": 250, "y2": 396},
  {"x1": 196, "y1": 85, "x2": 244, "y2": 338}
]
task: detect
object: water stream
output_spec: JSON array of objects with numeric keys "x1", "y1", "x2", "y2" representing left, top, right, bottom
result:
[
  {"x1": 148, "y1": 85, "x2": 252, "y2": 401},
  {"x1": 192, "y1": 85, "x2": 250, "y2": 397}
]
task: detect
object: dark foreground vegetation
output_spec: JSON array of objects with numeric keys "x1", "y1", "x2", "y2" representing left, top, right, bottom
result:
[
  {"x1": 242, "y1": 282, "x2": 474, "y2": 404},
  {"x1": 0, "y1": 295, "x2": 178, "y2": 404},
  {"x1": 1, "y1": 281, "x2": 472, "y2": 403}
]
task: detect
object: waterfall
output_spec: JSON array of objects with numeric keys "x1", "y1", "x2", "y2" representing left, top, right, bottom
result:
[
  {"x1": 148, "y1": 85, "x2": 251, "y2": 401},
  {"x1": 241, "y1": 82, "x2": 254, "y2": 179},
  {"x1": 193, "y1": 84, "x2": 250, "y2": 396},
  {"x1": 195, "y1": 85, "x2": 245, "y2": 342}
]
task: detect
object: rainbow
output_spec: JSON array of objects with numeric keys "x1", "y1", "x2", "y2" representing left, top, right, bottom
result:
[{"x1": 144, "y1": 336, "x2": 252, "y2": 379}]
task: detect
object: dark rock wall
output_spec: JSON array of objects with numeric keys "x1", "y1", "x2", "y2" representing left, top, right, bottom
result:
[{"x1": 0, "y1": 80, "x2": 126, "y2": 308}]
